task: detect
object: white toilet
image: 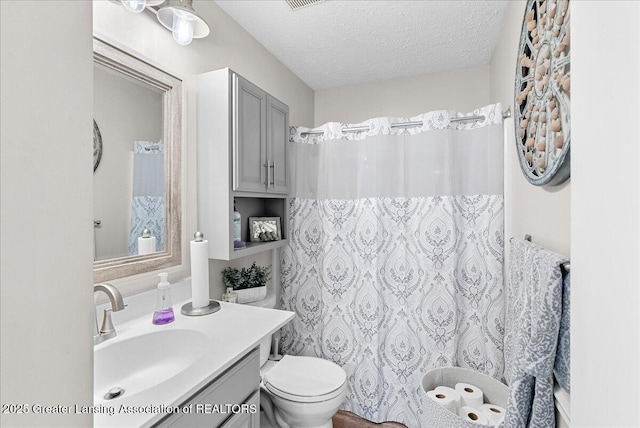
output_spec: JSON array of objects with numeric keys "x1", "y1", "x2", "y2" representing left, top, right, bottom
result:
[{"x1": 249, "y1": 293, "x2": 347, "y2": 428}]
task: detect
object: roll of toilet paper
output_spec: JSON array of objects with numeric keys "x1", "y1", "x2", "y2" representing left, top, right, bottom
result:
[
  {"x1": 455, "y1": 382, "x2": 484, "y2": 408},
  {"x1": 434, "y1": 386, "x2": 461, "y2": 409},
  {"x1": 458, "y1": 406, "x2": 489, "y2": 425},
  {"x1": 426, "y1": 389, "x2": 458, "y2": 413},
  {"x1": 137, "y1": 236, "x2": 157, "y2": 255},
  {"x1": 480, "y1": 403, "x2": 506, "y2": 426}
]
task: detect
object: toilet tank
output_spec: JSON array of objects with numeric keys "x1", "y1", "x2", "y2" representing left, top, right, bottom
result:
[{"x1": 245, "y1": 290, "x2": 277, "y2": 366}]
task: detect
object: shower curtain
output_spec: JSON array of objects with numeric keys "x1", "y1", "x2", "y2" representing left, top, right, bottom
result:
[
  {"x1": 128, "y1": 140, "x2": 165, "y2": 255},
  {"x1": 281, "y1": 104, "x2": 505, "y2": 427}
]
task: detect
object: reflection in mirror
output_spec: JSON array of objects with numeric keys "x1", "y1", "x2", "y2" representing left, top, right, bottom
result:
[
  {"x1": 94, "y1": 62, "x2": 164, "y2": 260},
  {"x1": 93, "y1": 37, "x2": 182, "y2": 282}
]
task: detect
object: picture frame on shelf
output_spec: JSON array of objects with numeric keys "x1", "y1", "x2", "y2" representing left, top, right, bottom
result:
[{"x1": 249, "y1": 217, "x2": 281, "y2": 242}]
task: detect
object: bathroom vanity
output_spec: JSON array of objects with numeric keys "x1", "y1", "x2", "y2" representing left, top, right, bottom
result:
[
  {"x1": 155, "y1": 349, "x2": 260, "y2": 428},
  {"x1": 93, "y1": 291, "x2": 294, "y2": 428}
]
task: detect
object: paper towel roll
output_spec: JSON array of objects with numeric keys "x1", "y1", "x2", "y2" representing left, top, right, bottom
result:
[
  {"x1": 480, "y1": 403, "x2": 506, "y2": 426},
  {"x1": 458, "y1": 406, "x2": 489, "y2": 425},
  {"x1": 190, "y1": 236, "x2": 210, "y2": 308},
  {"x1": 426, "y1": 389, "x2": 458, "y2": 413},
  {"x1": 138, "y1": 236, "x2": 157, "y2": 255},
  {"x1": 455, "y1": 382, "x2": 484, "y2": 408}
]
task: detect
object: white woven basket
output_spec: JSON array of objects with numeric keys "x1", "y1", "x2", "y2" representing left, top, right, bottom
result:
[
  {"x1": 235, "y1": 285, "x2": 267, "y2": 304},
  {"x1": 421, "y1": 367, "x2": 509, "y2": 427}
]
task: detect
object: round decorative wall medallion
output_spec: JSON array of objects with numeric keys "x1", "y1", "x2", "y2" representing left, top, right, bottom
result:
[
  {"x1": 93, "y1": 119, "x2": 103, "y2": 173},
  {"x1": 514, "y1": 0, "x2": 570, "y2": 186}
]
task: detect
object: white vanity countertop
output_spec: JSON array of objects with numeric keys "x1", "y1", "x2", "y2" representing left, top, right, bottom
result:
[{"x1": 93, "y1": 295, "x2": 294, "y2": 428}]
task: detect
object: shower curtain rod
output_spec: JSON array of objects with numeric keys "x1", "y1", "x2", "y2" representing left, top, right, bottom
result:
[{"x1": 300, "y1": 107, "x2": 512, "y2": 137}]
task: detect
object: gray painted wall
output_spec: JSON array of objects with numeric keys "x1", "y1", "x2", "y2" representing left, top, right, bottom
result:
[
  {"x1": 490, "y1": 0, "x2": 570, "y2": 258},
  {"x1": 1, "y1": 1, "x2": 94, "y2": 426},
  {"x1": 572, "y1": 1, "x2": 640, "y2": 425},
  {"x1": 314, "y1": 65, "x2": 491, "y2": 126}
]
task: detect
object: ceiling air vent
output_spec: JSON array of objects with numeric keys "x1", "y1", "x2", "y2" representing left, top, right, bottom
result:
[{"x1": 286, "y1": 0, "x2": 325, "y2": 11}]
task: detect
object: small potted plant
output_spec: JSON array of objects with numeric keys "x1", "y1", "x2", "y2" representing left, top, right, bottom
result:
[{"x1": 221, "y1": 262, "x2": 270, "y2": 303}]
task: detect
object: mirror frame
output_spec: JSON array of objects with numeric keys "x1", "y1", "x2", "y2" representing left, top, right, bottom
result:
[{"x1": 93, "y1": 37, "x2": 182, "y2": 282}]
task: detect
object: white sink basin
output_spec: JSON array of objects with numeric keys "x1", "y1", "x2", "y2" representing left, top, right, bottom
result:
[{"x1": 94, "y1": 329, "x2": 208, "y2": 404}]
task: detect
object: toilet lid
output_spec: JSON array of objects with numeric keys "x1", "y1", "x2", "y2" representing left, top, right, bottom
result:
[{"x1": 263, "y1": 355, "x2": 346, "y2": 400}]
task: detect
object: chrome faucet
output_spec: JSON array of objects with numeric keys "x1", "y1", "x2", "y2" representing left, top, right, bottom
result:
[{"x1": 94, "y1": 283, "x2": 126, "y2": 345}]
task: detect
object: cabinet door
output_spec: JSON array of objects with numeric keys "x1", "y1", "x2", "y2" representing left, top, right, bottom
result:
[
  {"x1": 266, "y1": 95, "x2": 289, "y2": 194},
  {"x1": 219, "y1": 391, "x2": 260, "y2": 428},
  {"x1": 153, "y1": 348, "x2": 260, "y2": 428},
  {"x1": 234, "y1": 75, "x2": 267, "y2": 193}
]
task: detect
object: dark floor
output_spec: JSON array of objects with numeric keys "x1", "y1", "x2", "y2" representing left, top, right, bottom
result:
[{"x1": 332, "y1": 411, "x2": 408, "y2": 428}]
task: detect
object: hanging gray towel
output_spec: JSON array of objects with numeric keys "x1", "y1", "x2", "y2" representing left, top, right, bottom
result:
[
  {"x1": 554, "y1": 269, "x2": 571, "y2": 393},
  {"x1": 503, "y1": 238, "x2": 569, "y2": 428}
]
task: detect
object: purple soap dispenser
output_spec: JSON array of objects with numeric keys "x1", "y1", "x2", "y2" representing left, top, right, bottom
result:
[{"x1": 152, "y1": 272, "x2": 175, "y2": 325}]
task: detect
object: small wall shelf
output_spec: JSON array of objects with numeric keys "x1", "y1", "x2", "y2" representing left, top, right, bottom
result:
[{"x1": 231, "y1": 239, "x2": 288, "y2": 260}]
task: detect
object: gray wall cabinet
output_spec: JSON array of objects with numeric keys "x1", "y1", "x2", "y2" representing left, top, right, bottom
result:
[
  {"x1": 233, "y1": 75, "x2": 289, "y2": 194},
  {"x1": 197, "y1": 69, "x2": 289, "y2": 260},
  {"x1": 266, "y1": 95, "x2": 289, "y2": 194}
]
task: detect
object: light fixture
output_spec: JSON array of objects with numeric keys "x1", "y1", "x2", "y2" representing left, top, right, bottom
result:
[
  {"x1": 157, "y1": 0, "x2": 210, "y2": 46},
  {"x1": 121, "y1": 0, "x2": 146, "y2": 13},
  {"x1": 112, "y1": 0, "x2": 210, "y2": 46},
  {"x1": 118, "y1": 0, "x2": 164, "y2": 14}
]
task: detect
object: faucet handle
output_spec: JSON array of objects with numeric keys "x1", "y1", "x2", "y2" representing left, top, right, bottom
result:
[
  {"x1": 100, "y1": 305, "x2": 127, "y2": 333},
  {"x1": 99, "y1": 309, "x2": 116, "y2": 338}
]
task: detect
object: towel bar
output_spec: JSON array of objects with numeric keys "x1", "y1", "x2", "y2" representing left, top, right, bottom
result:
[{"x1": 523, "y1": 234, "x2": 570, "y2": 271}]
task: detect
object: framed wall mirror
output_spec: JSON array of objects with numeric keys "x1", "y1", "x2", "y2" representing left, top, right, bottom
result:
[{"x1": 93, "y1": 37, "x2": 182, "y2": 282}]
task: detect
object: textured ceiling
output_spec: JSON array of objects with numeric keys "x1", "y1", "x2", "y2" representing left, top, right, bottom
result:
[{"x1": 214, "y1": 0, "x2": 510, "y2": 91}]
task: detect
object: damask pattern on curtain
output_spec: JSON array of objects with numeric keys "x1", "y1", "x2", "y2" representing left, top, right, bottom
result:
[
  {"x1": 128, "y1": 141, "x2": 165, "y2": 255},
  {"x1": 281, "y1": 104, "x2": 505, "y2": 427}
]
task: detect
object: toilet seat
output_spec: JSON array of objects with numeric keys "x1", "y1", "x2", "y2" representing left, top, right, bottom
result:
[
  {"x1": 262, "y1": 355, "x2": 346, "y2": 404},
  {"x1": 264, "y1": 382, "x2": 345, "y2": 403}
]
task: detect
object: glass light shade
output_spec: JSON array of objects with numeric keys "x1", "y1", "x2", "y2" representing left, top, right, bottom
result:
[
  {"x1": 122, "y1": 0, "x2": 146, "y2": 13},
  {"x1": 157, "y1": 2, "x2": 210, "y2": 46},
  {"x1": 172, "y1": 10, "x2": 195, "y2": 45}
]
